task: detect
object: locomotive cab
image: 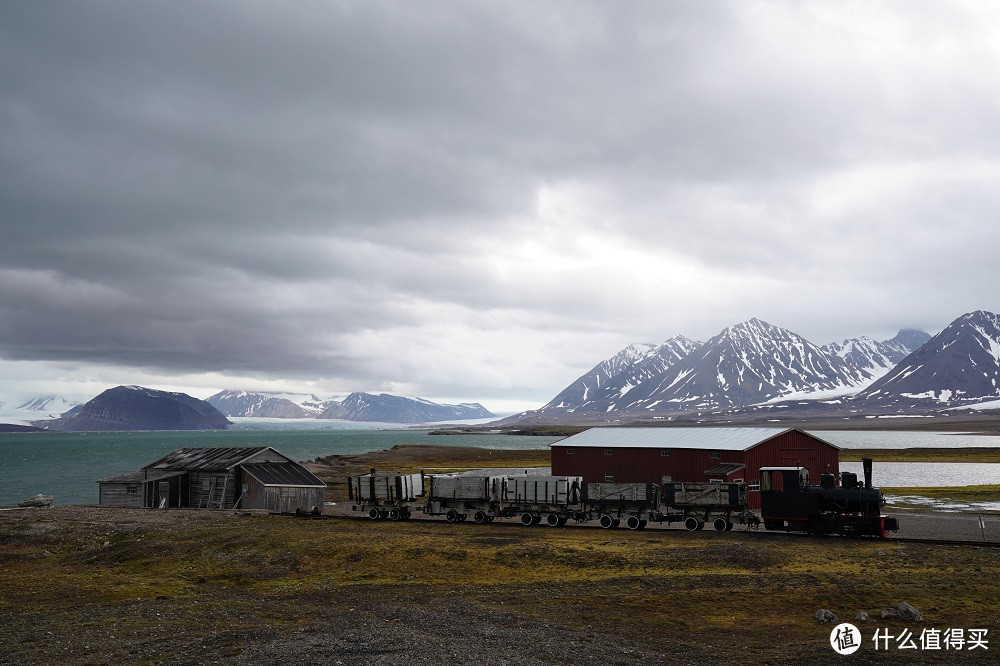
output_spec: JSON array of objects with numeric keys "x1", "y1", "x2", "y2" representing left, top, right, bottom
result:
[{"x1": 759, "y1": 467, "x2": 822, "y2": 530}]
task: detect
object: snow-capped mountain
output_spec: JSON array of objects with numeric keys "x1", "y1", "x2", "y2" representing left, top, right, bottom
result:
[
  {"x1": 822, "y1": 329, "x2": 931, "y2": 380},
  {"x1": 617, "y1": 318, "x2": 867, "y2": 413},
  {"x1": 16, "y1": 395, "x2": 80, "y2": 415},
  {"x1": 857, "y1": 310, "x2": 1000, "y2": 409},
  {"x1": 205, "y1": 390, "x2": 315, "y2": 418},
  {"x1": 536, "y1": 336, "x2": 700, "y2": 416},
  {"x1": 318, "y1": 392, "x2": 495, "y2": 423},
  {"x1": 206, "y1": 389, "x2": 494, "y2": 423},
  {"x1": 512, "y1": 318, "x2": 875, "y2": 423}
]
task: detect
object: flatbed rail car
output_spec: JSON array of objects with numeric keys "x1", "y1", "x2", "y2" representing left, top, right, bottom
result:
[{"x1": 348, "y1": 470, "x2": 424, "y2": 521}]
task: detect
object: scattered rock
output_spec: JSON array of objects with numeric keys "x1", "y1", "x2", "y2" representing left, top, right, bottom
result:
[
  {"x1": 855, "y1": 612, "x2": 869, "y2": 622},
  {"x1": 880, "y1": 602, "x2": 924, "y2": 621},
  {"x1": 815, "y1": 609, "x2": 837, "y2": 623},
  {"x1": 17, "y1": 494, "x2": 54, "y2": 508},
  {"x1": 927, "y1": 606, "x2": 940, "y2": 612},
  {"x1": 896, "y1": 602, "x2": 924, "y2": 621}
]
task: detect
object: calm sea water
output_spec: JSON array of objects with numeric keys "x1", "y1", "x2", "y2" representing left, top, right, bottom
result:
[
  {"x1": 0, "y1": 428, "x2": 558, "y2": 507},
  {"x1": 3, "y1": 428, "x2": 999, "y2": 507}
]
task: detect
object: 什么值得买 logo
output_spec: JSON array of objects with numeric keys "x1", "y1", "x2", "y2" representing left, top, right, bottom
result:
[{"x1": 830, "y1": 623, "x2": 862, "y2": 655}]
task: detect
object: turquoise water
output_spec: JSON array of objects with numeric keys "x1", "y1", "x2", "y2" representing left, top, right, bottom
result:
[{"x1": 0, "y1": 429, "x2": 558, "y2": 507}]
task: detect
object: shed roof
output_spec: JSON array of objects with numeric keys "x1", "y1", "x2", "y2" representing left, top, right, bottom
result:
[
  {"x1": 241, "y1": 462, "x2": 326, "y2": 488},
  {"x1": 551, "y1": 427, "x2": 838, "y2": 451},
  {"x1": 145, "y1": 447, "x2": 277, "y2": 472},
  {"x1": 704, "y1": 462, "x2": 746, "y2": 476},
  {"x1": 98, "y1": 469, "x2": 184, "y2": 484}
]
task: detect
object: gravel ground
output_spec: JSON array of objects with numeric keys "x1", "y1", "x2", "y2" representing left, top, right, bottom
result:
[{"x1": 236, "y1": 598, "x2": 683, "y2": 666}]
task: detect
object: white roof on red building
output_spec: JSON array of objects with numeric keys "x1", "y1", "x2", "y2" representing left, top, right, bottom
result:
[{"x1": 550, "y1": 427, "x2": 837, "y2": 451}]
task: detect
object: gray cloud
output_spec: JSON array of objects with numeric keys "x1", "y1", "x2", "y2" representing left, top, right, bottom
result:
[{"x1": 2, "y1": 1, "x2": 1000, "y2": 409}]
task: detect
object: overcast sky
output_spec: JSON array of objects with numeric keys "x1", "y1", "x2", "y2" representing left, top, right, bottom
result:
[{"x1": 1, "y1": 1, "x2": 999, "y2": 413}]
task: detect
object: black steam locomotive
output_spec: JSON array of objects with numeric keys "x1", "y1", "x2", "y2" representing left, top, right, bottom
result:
[{"x1": 759, "y1": 457, "x2": 899, "y2": 537}]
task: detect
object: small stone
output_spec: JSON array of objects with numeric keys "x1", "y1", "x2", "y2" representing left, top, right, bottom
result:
[
  {"x1": 927, "y1": 606, "x2": 940, "y2": 612},
  {"x1": 815, "y1": 609, "x2": 837, "y2": 623},
  {"x1": 896, "y1": 602, "x2": 924, "y2": 621},
  {"x1": 855, "y1": 612, "x2": 869, "y2": 622},
  {"x1": 880, "y1": 607, "x2": 900, "y2": 619}
]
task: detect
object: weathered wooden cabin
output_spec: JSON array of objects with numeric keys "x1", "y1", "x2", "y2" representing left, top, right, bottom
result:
[{"x1": 98, "y1": 446, "x2": 327, "y2": 513}]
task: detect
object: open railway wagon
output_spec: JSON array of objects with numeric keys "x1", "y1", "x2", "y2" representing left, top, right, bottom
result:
[
  {"x1": 347, "y1": 470, "x2": 424, "y2": 521},
  {"x1": 424, "y1": 474, "x2": 502, "y2": 524},
  {"x1": 425, "y1": 474, "x2": 584, "y2": 526},
  {"x1": 759, "y1": 457, "x2": 899, "y2": 538},
  {"x1": 580, "y1": 482, "x2": 658, "y2": 530},
  {"x1": 655, "y1": 481, "x2": 758, "y2": 532}
]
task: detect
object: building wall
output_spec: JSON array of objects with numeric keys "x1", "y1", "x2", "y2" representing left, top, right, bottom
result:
[
  {"x1": 743, "y1": 431, "x2": 840, "y2": 509},
  {"x1": 551, "y1": 430, "x2": 840, "y2": 511},
  {"x1": 551, "y1": 445, "x2": 744, "y2": 486},
  {"x1": 98, "y1": 482, "x2": 143, "y2": 508},
  {"x1": 244, "y1": 476, "x2": 323, "y2": 513},
  {"x1": 187, "y1": 470, "x2": 239, "y2": 508}
]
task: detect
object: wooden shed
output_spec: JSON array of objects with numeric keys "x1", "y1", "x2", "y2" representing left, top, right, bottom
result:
[
  {"x1": 98, "y1": 446, "x2": 326, "y2": 513},
  {"x1": 550, "y1": 427, "x2": 840, "y2": 509}
]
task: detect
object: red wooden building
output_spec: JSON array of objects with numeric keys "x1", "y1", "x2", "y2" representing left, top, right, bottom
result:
[{"x1": 550, "y1": 427, "x2": 840, "y2": 509}]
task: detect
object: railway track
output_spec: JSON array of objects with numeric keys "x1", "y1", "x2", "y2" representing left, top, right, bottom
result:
[{"x1": 296, "y1": 510, "x2": 1000, "y2": 547}]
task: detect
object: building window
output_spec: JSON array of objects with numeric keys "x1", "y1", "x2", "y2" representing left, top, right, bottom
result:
[
  {"x1": 660, "y1": 450, "x2": 670, "y2": 457},
  {"x1": 604, "y1": 472, "x2": 614, "y2": 482},
  {"x1": 604, "y1": 448, "x2": 613, "y2": 456},
  {"x1": 733, "y1": 478, "x2": 744, "y2": 484},
  {"x1": 748, "y1": 481, "x2": 760, "y2": 491},
  {"x1": 709, "y1": 478, "x2": 722, "y2": 483},
  {"x1": 709, "y1": 452, "x2": 721, "y2": 459},
  {"x1": 126, "y1": 484, "x2": 138, "y2": 494},
  {"x1": 661, "y1": 475, "x2": 672, "y2": 484},
  {"x1": 566, "y1": 448, "x2": 575, "y2": 455}
]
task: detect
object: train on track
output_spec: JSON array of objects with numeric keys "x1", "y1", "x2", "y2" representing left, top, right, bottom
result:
[{"x1": 348, "y1": 457, "x2": 900, "y2": 538}]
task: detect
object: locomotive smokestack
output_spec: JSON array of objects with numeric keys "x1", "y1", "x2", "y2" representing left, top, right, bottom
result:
[{"x1": 862, "y1": 457, "x2": 873, "y2": 489}]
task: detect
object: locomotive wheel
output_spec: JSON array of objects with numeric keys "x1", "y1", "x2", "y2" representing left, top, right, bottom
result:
[
  {"x1": 367, "y1": 508, "x2": 381, "y2": 520},
  {"x1": 684, "y1": 517, "x2": 700, "y2": 531},
  {"x1": 445, "y1": 509, "x2": 459, "y2": 523},
  {"x1": 545, "y1": 513, "x2": 563, "y2": 527},
  {"x1": 696, "y1": 521, "x2": 705, "y2": 530},
  {"x1": 599, "y1": 514, "x2": 616, "y2": 529},
  {"x1": 725, "y1": 520, "x2": 734, "y2": 531},
  {"x1": 388, "y1": 508, "x2": 400, "y2": 521},
  {"x1": 520, "y1": 512, "x2": 535, "y2": 526},
  {"x1": 473, "y1": 511, "x2": 488, "y2": 524},
  {"x1": 612, "y1": 518, "x2": 621, "y2": 528},
  {"x1": 459, "y1": 514, "x2": 467, "y2": 521},
  {"x1": 807, "y1": 520, "x2": 825, "y2": 536},
  {"x1": 626, "y1": 516, "x2": 642, "y2": 530},
  {"x1": 713, "y1": 518, "x2": 728, "y2": 532},
  {"x1": 487, "y1": 516, "x2": 495, "y2": 523}
]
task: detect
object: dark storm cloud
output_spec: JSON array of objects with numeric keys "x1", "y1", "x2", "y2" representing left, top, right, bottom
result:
[{"x1": 2, "y1": 1, "x2": 1000, "y2": 404}]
